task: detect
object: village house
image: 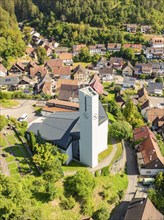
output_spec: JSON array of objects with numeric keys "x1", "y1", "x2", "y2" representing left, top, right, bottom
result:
[
  {"x1": 44, "y1": 59, "x2": 63, "y2": 73},
  {"x1": 124, "y1": 197, "x2": 164, "y2": 220},
  {"x1": 99, "y1": 67, "x2": 115, "y2": 82},
  {"x1": 136, "y1": 134, "x2": 164, "y2": 176},
  {"x1": 107, "y1": 43, "x2": 121, "y2": 53},
  {"x1": 72, "y1": 44, "x2": 86, "y2": 56},
  {"x1": 0, "y1": 63, "x2": 7, "y2": 77},
  {"x1": 123, "y1": 44, "x2": 142, "y2": 54},
  {"x1": 56, "y1": 79, "x2": 79, "y2": 103},
  {"x1": 0, "y1": 75, "x2": 20, "y2": 90},
  {"x1": 89, "y1": 74, "x2": 104, "y2": 95},
  {"x1": 41, "y1": 99, "x2": 79, "y2": 116},
  {"x1": 18, "y1": 76, "x2": 34, "y2": 90},
  {"x1": 73, "y1": 65, "x2": 89, "y2": 85},
  {"x1": 137, "y1": 87, "x2": 153, "y2": 116},
  {"x1": 122, "y1": 61, "x2": 134, "y2": 76},
  {"x1": 25, "y1": 47, "x2": 35, "y2": 58},
  {"x1": 29, "y1": 66, "x2": 47, "y2": 82},
  {"x1": 54, "y1": 47, "x2": 69, "y2": 55},
  {"x1": 44, "y1": 45, "x2": 53, "y2": 57},
  {"x1": 50, "y1": 66, "x2": 71, "y2": 80},
  {"x1": 145, "y1": 47, "x2": 164, "y2": 60},
  {"x1": 151, "y1": 62, "x2": 164, "y2": 76},
  {"x1": 36, "y1": 74, "x2": 54, "y2": 96},
  {"x1": 109, "y1": 57, "x2": 124, "y2": 70},
  {"x1": 88, "y1": 44, "x2": 106, "y2": 55},
  {"x1": 134, "y1": 63, "x2": 153, "y2": 76},
  {"x1": 58, "y1": 53, "x2": 73, "y2": 66},
  {"x1": 150, "y1": 37, "x2": 164, "y2": 48},
  {"x1": 144, "y1": 107, "x2": 164, "y2": 130},
  {"x1": 94, "y1": 57, "x2": 110, "y2": 70},
  {"x1": 28, "y1": 86, "x2": 108, "y2": 167},
  {"x1": 140, "y1": 25, "x2": 152, "y2": 33},
  {"x1": 146, "y1": 82, "x2": 164, "y2": 96},
  {"x1": 133, "y1": 125, "x2": 155, "y2": 142},
  {"x1": 10, "y1": 62, "x2": 26, "y2": 75},
  {"x1": 123, "y1": 77, "x2": 136, "y2": 88},
  {"x1": 126, "y1": 24, "x2": 138, "y2": 33},
  {"x1": 115, "y1": 95, "x2": 125, "y2": 108}
]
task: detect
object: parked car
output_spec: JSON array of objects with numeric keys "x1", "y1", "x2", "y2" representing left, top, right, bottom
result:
[
  {"x1": 142, "y1": 178, "x2": 155, "y2": 186},
  {"x1": 18, "y1": 113, "x2": 28, "y2": 122}
]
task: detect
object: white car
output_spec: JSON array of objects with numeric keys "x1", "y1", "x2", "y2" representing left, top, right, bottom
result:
[{"x1": 18, "y1": 113, "x2": 28, "y2": 122}]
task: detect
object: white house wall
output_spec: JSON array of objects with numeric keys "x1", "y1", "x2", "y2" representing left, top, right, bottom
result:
[
  {"x1": 97, "y1": 120, "x2": 108, "y2": 154},
  {"x1": 140, "y1": 168, "x2": 164, "y2": 176}
]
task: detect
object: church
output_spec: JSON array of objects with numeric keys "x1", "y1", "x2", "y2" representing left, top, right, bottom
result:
[{"x1": 28, "y1": 86, "x2": 108, "y2": 168}]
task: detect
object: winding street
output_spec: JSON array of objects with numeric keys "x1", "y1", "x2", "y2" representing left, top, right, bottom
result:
[{"x1": 110, "y1": 141, "x2": 139, "y2": 220}]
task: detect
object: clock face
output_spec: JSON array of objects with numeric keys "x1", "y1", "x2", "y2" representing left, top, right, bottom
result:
[
  {"x1": 93, "y1": 113, "x2": 98, "y2": 120},
  {"x1": 83, "y1": 112, "x2": 89, "y2": 119}
]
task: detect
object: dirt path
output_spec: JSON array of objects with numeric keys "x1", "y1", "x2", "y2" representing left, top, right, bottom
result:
[{"x1": 0, "y1": 135, "x2": 10, "y2": 176}]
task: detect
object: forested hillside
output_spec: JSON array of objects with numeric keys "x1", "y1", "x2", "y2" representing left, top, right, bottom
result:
[
  {"x1": 0, "y1": 0, "x2": 164, "y2": 63},
  {"x1": 0, "y1": 3, "x2": 25, "y2": 65}
]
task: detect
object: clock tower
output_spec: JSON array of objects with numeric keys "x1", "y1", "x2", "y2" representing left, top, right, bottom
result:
[{"x1": 79, "y1": 86, "x2": 99, "y2": 167}]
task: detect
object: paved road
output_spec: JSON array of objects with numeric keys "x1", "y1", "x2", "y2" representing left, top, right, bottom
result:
[
  {"x1": 110, "y1": 142, "x2": 139, "y2": 220},
  {"x1": 0, "y1": 99, "x2": 38, "y2": 123}
]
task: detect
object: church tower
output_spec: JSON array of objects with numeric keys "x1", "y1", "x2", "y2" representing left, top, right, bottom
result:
[{"x1": 79, "y1": 86, "x2": 99, "y2": 167}]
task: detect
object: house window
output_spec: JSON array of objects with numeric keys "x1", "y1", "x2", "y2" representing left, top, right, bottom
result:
[
  {"x1": 146, "y1": 171, "x2": 151, "y2": 174},
  {"x1": 85, "y1": 96, "x2": 87, "y2": 111}
]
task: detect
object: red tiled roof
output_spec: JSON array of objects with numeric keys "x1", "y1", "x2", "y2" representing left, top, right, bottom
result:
[
  {"x1": 146, "y1": 108, "x2": 164, "y2": 123},
  {"x1": 138, "y1": 135, "x2": 164, "y2": 166},
  {"x1": 52, "y1": 66, "x2": 71, "y2": 76},
  {"x1": 133, "y1": 125, "x2": 155, "y2": 141},
  {"x1": 25, "y1": 47, "x2": 34, "y2": 54},
  {"x1": 59, "y1": 53, "x2": 72, "y2": 60},
  {"x1": 44, "y1": 59, "x2": 63, "y2": 68},
  {"x1": 90, "y1": 79, "x2": 103, "y2": 95}
]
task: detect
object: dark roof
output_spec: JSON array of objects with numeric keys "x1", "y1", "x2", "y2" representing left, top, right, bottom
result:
[
  {"x1": 28, "y1": 102, "x2": 107, "y2": 150},
  {"x1": 28, "y1": 112, "x2": 79, "y2": 150},
  {"x1": 140, "y1": 99, "x2": 150, "y2": 110},
  {"x1": 147, "y1": 82, "x2": 164, "y2": 93},
  {"x1": 58, "y1": 84, "x2": 79, "y2": 101},
  {"x1": 124, "y1": 197, "x2": 164, "y2": 220},
  {"x1": 122, "y1": 61, "x2": 134, "y2": 70}
]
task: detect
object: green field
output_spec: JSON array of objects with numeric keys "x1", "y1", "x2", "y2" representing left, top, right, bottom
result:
[
  {"x1": 107, "y1": 112, "x2": 116, "y2": 122},
  {"x1": 0, "y1": 99, "x2": 19, "y2": 108},
  {"x1": 62, "y1": 160, "x2": 87, "y2": 172},
  {"x1": 98, "y1": 135, "x2": 113, "y2": 162}
]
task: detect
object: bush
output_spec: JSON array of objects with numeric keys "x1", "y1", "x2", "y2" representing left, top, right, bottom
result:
[
  {"x1": 118, "y1": 190, "x2": 124, "y2": 200},
  {"x1": 95, "y1": 170, "x2": 100, "y2": 177},
  {"x1": 101, "y1": 166, "x2": 109, "y2": 176},
  {"x1": 81, "y1": 198, "x2": 94, "y2": 216},
  {"x1": 60, "y1": 196, "x2": 76, "y2": 210},
  {"x1": 108, "y1": 195, "x2": 118, "y2": 204},
  {"x1": 92, "y1": 207, "x2": 109, "y2": 220}
]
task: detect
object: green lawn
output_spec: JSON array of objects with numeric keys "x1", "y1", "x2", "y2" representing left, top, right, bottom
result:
[
  {"x1": 110, "y1": 141, "x2": 123, "y2": 166},
  {"x1": 73, "y1": 62, "x2": 91, "y2": 69},
  {"x1": 8, "y1": 162, "x2": 17, "y2": 170},
  {"x1": 98, "y1": 135, "x2": 113, "y2": 162},
  {"x1": 103, "y1": 92, "x2": 115, "y2": 102},
  {"x1": 6, "y1": 155, "x2": 15, "y2": 162},
  {"x1": 62, "y1": 160, "x2": 87, "y2": 172},
  {"x1": 0, "y1": 133, "x2": 7, "y2": 147},
  {"x1": 6, "y1": 134, "x2": 17, "y2": 146},
  {"x1": 107, "y1": 112, "x2": 116, "y2": 122},
  {"x1": 0, "y1": 99, "x2": 19, "y2": 108}
]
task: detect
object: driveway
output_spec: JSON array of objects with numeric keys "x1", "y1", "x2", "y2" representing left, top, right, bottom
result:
[
  {"x1": 149, "y1": 96, "x2": 164, "y2": 108},
  {"x1": 0, "y1": 99, "x2": 38, "y2": 123},
  {"x1": 110, "y1": 142, "x2": 139, "y2": 220}
]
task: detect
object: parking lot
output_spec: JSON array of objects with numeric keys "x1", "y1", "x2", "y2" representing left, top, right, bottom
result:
[{"x1": 0, "y1": 100, "x2": 39, "y2": 123}]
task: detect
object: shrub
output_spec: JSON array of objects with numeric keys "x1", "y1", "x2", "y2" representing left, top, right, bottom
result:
[
  {"x1": 95, "y1": 170, "x2": 100, "y2": 177},
  {"x1": 92, "y1": 207, "x2": 109, "y2": 220},
  {"x1": 81, "y1": 198, "x2": 94, "y2": 216},
  {"x1": 108, "y1": 195, "x2": 118, "y2": 204},
  {"x1": 61, "y1": 196, "x2": 76, "y2": 210},
  {"x1": 118, "y1": 190, "x2": 124, "y2": 200},
  {"x1": 101, "y1": 166, "x2": 109, "y2": 176}
]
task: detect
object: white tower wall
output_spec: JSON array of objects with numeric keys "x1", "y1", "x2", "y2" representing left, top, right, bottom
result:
[{"x1": 79, "y1": 87, "x2": 99, "y2": 167}]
